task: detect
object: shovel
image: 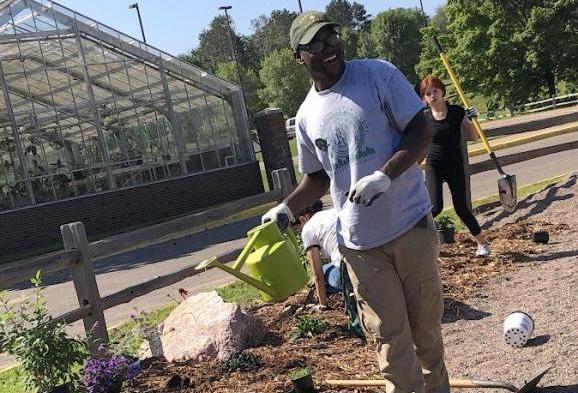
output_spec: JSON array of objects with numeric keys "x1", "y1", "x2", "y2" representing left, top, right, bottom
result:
[
  {"x1": 431, "y1": 36, "x2": 517, "y2": 213},
  {"x1": 325, "y1": 366, "x2": 550, "y2": 392}
]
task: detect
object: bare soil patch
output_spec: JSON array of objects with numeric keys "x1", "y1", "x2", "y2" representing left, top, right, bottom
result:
[{"x1": 124, "y1": 175, "x2": 578, "y2": 393}]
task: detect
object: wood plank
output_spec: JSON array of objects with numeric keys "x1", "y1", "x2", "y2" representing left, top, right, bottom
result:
[
  {"x1": 90, "y1": 190, "x2": 280, "y2": 260},
  {"x1": 0, "y1": 250, "x2": 80, "y2": 288},
  {"x1": 52, "y1": 304, "x2": 92, "y2": 326},
  {"x1": 102, "y1": 247, "x2": 242, "y2": 310}
]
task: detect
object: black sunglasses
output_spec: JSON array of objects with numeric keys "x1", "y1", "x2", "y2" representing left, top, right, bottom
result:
[{"x1": 299, "y1": 32, "x2": 341, "y2": 55}]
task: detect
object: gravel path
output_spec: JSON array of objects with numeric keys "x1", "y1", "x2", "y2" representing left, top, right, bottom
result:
[{"x1": 442, "y1": 174, "x2": 578, "y2": 392}]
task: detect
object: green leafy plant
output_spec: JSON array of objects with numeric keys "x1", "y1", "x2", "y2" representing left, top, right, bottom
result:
[
  {"x1": 434, "y1": 215, "x2": 456, "y2": 231},
  {"x1": 293, "y1": 315, "x2": 329, "y2": 339},
  {"x1": 288, "y1": 366, "x2": 311, "y2": 381},
  {"x1": 218, "y1": 351, "x2": 262, "y2": 373},
  {"x1": 0, "y1": 271, "x2": 88, "y2": 392}
]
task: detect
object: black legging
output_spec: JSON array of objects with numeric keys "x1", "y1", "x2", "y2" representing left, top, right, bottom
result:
[{"x1": 425, "y1": 163, "x2": 481, "y2": 236}]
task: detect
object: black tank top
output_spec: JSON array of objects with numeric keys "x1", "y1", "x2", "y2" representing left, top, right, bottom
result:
[{"x1": 425, "y1": 104, "x2": 465, "y2": 165}]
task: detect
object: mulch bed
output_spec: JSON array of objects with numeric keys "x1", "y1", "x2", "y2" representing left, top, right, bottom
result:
[{"x1": 123, "y1": 219, "x2": 569, "y2": 393}]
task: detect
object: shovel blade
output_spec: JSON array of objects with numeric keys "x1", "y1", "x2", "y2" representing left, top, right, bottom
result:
[
  {"x1": 517, "y1": 367, "x2": 551, "y2": 393},
  {"x1": 498, "y1": 174, "x2": 517, "y2": 212}
]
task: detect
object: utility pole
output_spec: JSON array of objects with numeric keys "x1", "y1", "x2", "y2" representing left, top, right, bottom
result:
[
  {"x1": 218, "y1": 5, "x2": 244, "y2": 95},
  {"x1": 129, "y1": 3, "x2": 147, "y2": 44}
]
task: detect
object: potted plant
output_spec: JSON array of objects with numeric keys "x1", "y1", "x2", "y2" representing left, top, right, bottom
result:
[
  {"x1": 288, "y1": 366, "x2": 315, "y2": 393},
  {"x1": 434, "y1": 216, "x2": 456, "y2": 244},
  {"x1": 0, "y1": 271, "x2": 88, "y2": 393},
  {"x1": 82, "y1": 350, "x2": 140, "y2": 393}
]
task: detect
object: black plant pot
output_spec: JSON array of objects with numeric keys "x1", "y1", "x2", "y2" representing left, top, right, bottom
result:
[
  {"x1": 291, "y1": 373, "x2": 315, "y2": 393},
  {"x1": 438, "y1": 227, "x2": 455, "y2": 244},
  {"x1": 532, "y1": 230, "x2": 549, "y2": 244}
]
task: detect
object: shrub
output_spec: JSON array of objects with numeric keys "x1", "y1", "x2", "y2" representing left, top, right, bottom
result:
[
  {"x1": 434, "y1": 215, "x2": 456, "y2": 230},
  {"x1": 219, "y1": 351, "x2": 261, "y2": 373},
  {"x1": 0, "y1": 271, "x2": 88, "y2": 391}
]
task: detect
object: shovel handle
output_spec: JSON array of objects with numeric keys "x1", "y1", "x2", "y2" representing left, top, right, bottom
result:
[
  {"x1": 325, "y1": 378, "x2": 517, "y2": 392},
  {"x1": 432, "y1": 36, "x2": 494, "y2": 157},
  {"x1": 451, "y1": 379, "x2": 518, "y2": 392}
]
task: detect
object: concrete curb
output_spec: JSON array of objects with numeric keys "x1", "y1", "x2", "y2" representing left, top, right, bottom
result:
[{"x1": 468, "y1": 123, "x2": 578, "y2": 158}]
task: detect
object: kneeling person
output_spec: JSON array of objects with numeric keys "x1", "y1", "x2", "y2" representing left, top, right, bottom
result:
[{"x1": 295, "y1": 201, "x2": 342, "y2": 306}]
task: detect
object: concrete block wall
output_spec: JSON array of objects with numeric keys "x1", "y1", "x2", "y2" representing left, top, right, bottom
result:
[{"x1": 0, "y1": 162, "x2": 263, "y2": 257}]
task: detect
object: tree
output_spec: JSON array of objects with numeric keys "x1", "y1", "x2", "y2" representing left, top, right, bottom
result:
[
  {"x1": 178, "y1": 50, "x2": 203, "y2": 68},
  {"x1": 215, "y1": 61, "x2": 266, "y2": 125},
  {"x1": 359, "y1": 8, "x2": 427, "y2": 83},
  {"x1": 249, "y1": 10, "x2": 297, "y2": 64},
  {"x1": 416, "y1": 5, "x2": 449, "y2": 79},
  {"x1": 325, "y1": 0, "x2": 370, "y2": 31},
  {"x1": 194, "y1": 15, "x2": 250, "y2": 73},
  {"x1": 258, "y1": 48, "x2": 311, "y2": 117},
  {"x1": 441, "y1": 0, "x2": 578, "y2": 108}
]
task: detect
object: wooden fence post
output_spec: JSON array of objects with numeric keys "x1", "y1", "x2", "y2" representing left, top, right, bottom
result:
[
  {"x1": 254, "y1": 108, "x2": 297, "y2": 189},
  {"x1": 60, "y1": 222, "x2": 108, "y2": 346},
  {"x1": 272, "y1": 168, "x2": 294, "y2": 201}
]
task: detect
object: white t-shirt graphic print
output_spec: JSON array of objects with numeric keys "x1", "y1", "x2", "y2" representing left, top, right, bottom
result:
[{"x1": 296, "y1": 60, "x2": 431, "y2": 250}]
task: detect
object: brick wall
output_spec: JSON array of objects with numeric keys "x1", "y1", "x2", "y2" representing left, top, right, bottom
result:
[{"x1": 1, "y1": 162, "x2": 263, "y2": 257}]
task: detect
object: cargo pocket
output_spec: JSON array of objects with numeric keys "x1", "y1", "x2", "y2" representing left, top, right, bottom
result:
[
  {"x1": 355, "y1": 285, "x2": 382, "y2": 337},
  {"x1": 420, "y1": 276, "x2": 442, "y2": 303}
]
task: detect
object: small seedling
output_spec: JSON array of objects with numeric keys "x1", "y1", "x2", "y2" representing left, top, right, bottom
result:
[{"x1": 294, "y1": 315, "x2": 329, "y2": 339}]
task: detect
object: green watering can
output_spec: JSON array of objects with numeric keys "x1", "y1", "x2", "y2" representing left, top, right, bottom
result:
[{"x1": 196, "y1": 220, "x2": 308, "y2": 302}]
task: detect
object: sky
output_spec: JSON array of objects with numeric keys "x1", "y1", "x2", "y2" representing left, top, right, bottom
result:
[{"x1": 54, "y1": 0, "x2": 445, "y2": 56}]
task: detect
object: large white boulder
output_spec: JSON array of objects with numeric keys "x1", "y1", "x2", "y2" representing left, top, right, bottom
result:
[{"x1": 160, "y1": 290, "x2": 266, "y2": 362}]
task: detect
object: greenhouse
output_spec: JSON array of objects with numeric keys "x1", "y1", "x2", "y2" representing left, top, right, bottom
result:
[{"x1": 0, "y1": 0, "x2": 253, "y2": 212}]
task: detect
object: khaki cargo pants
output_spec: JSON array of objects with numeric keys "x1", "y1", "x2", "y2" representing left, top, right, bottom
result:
[{"x1": 339, "y1": 214, "x2": 449, "y2": 393}]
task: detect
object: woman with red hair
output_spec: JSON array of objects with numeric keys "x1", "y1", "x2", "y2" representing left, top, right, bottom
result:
[{"x1": 420, "y1": 75, "x2": 491, "y2": 257}]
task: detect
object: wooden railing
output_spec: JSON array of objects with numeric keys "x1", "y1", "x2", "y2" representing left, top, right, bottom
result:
[{"x1": 0, "y1": 168, "x2": 294, "y2": 345}]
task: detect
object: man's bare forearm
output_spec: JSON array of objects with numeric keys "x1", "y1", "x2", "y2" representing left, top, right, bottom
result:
[
  {"x1": 285, "y1": 169, "x2": 330, "y2": 216},
  {"x1": 381, "y1": 110, "x2": 431, "y2": 179}
]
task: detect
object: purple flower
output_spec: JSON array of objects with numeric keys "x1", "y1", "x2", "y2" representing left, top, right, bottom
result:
[{"x1": 82, "y1": 355, "x2": 140, "y2": 393}]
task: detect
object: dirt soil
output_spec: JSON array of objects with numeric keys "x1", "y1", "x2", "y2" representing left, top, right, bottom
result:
[{"x1": 125, "y1": 175, "x2": 577, "y2": 393}]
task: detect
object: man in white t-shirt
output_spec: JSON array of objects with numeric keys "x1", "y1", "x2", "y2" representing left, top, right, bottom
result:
[
  {"x1": 262, "y1": 11, "x2": 449, "y2": 393},
  {"x1": 294, "y1": 201, "x2": 342, "y2": 307}
]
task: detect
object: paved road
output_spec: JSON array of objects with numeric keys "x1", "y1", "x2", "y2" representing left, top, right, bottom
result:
[{"x1": 2, "y1": 127, "x2": 577, "y2": 369}]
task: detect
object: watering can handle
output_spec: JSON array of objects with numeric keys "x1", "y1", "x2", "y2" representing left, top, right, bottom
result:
[
  {"x1": 275, "y1": 214, "x2": 299, "y2": 249},
  {"x1": 284, "y1": 226, "x2": 300, "y2": 250},
  {"x1": 231, "y1": 228, "x2": 262, "y2": 271}
]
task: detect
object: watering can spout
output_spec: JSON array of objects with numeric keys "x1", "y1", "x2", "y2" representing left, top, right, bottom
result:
[{"x1": 196, "y1": 256, "x2": 277, "y2": 297}]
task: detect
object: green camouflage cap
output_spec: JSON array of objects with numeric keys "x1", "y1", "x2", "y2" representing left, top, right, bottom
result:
[{"x1": 290, "y1": 11, "x2": 339, "y2": 52}]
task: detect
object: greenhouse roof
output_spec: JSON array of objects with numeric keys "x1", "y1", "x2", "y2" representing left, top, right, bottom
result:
[{"x1": 0, "y1": 0, "x2": 241, "y2": 143}]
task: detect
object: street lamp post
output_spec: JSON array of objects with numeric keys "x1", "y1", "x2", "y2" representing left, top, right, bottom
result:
[
  {"x1": 129, "y1": 3, "x2": 147, "y2": 44},
  {"x1": 218, "y1": 5, "x2": 244, "y2": 94}
]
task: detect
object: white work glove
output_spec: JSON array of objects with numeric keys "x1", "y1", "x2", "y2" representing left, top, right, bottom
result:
[
  {"x1": 348, "y1": 171, "x2": 391, "y2": 207},
  {"x1": 261, "y1": 202, "x2": 295, "y2": 230},
  {"x1": 465, "y1": 106, "x2": 478, "y2": 120}
]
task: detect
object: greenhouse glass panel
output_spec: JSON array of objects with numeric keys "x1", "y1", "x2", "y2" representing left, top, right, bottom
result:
[{"x1": 0, "y1": 0, "x2": 253, "y2": 212}]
